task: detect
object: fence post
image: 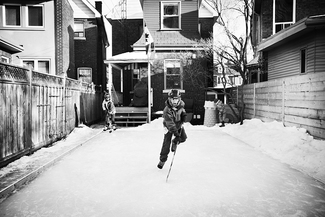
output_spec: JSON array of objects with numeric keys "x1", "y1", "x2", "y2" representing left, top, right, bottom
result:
[
  {"x1": 253, "y1": 83, "x2": 256, "y2": 117},
  {"x1": 28, "y1": 69, "x2": 33, "y2": 152},
  {"x1": 282, "y1": 81, "x2": 285, "y2": 124},
  {"x1": 63, "y1": 75, "x2": 66, "y2": 134}
]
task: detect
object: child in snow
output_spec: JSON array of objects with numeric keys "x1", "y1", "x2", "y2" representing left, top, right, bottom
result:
[
  {"x1": 157, "y1": 89, "x2": 187, "y2": 169},
  {"x1": 102, "y1": 91, "x2": 116, "y2": 132},
  {"x1": 215, "y1": 99, "x2": 226, "y2": 127}
]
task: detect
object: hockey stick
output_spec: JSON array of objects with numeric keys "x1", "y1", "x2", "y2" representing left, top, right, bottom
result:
[
  {"x1": 166, "y1": 128, "x2": 183, "y2": 183},
  {"x1": 166, "y1": 142, "x2": 179, "y2": 183}
]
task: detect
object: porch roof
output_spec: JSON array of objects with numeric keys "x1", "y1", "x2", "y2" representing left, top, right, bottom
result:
[
  {"x1": 0, "y1": 36, "x2": 24, "y2": 54},
  {"x1": 104, "y1": 51, "x2": 152, "y2": 68}
]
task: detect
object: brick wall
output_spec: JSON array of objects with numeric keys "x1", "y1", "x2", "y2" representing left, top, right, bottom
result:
[
  {"x1": 111, "y1": 19, "x2": 143, "y2": 55},
  {"x1": 55, "y1": 0, "x2": 74, "y2": 76},
  {"x1": 74, "y1": 19, "x2": 99, "y2": 83}
]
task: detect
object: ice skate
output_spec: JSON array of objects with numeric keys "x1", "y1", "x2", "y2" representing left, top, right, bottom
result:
[{"x1": 157, "y1": 161, "x2": 165, "y2": 169}]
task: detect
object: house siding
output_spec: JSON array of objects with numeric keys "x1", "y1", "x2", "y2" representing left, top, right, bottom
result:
[
  {"x1": 314, "y1": 29, "x2": 325, "y2": 73},
  {"x1": 143, "y1": 0, "x2": 160, "y2": 31},
  {"x1": 267, "y1": 28, "x2": 325, "y2": 80},
  {"x1": 144, "y1": 0, "x2": 199, "y2": 32}
]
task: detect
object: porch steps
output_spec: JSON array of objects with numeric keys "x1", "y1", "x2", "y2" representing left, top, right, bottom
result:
[{"x1": 115, "y1": 107, "x2": 148, "y2": 127}]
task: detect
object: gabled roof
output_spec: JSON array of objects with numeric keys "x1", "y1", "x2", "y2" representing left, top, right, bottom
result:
[
  {"x1": 0, "y1": 36, "x2": 24, "y2": 54},
  {"x1": 110, "y1": 0, "x2": 215, "y2": 20},
  {"x1": 133, "y1": 31, "x2": 201, "y2": 51},
  {"x1": 68, "y1": 0, "x2": 101, "y2": 18},
  {"x1": 258, "y1": 15, "x2": 325, "y2": 52}
]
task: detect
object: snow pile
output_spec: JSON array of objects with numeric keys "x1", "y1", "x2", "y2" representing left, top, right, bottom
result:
[
  {"x1": 0, "y1": 125, "x2": 102, "y2": 178},
  {"x1": 221, "y1": 118, "x2": 325, "y2": 183}
]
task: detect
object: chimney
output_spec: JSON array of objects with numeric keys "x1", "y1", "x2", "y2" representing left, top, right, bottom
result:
[{"x1": 95, "y1": 1, "x2": 102, "y2": 14}]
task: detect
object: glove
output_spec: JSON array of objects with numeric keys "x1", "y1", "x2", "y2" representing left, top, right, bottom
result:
[
  {"x1": 173, "y1": 131, "x2": 180, "y2": 137},
  {"x1": 181, "y1": 113, "x2": 187, "y2": 123},
  {"x1": 172, "y1": 136, "x2": 181, "y2": 144}
]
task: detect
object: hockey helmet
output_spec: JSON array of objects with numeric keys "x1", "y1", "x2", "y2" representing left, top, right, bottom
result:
[{"x1": 168, "y1": 89, "x2": 181, "y2": 99}]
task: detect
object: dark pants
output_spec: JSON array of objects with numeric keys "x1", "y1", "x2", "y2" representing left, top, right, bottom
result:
[
  {"x1": 159, "y1": 127, "x2": 187, "y2": 162},
  {"x1": 105, "y1": 113, "x2": 115, "y2": 128}
]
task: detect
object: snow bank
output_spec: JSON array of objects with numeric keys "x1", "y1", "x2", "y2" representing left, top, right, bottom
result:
[{"x1": 221, "y1": 119, "x2": 325, "y2": 183}]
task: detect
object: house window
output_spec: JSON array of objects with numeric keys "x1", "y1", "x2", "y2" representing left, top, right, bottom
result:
[
  {"x1": 5, "y1": 5, "x2": 21, "y2": 26},
  {"x1": 300, "y1": 48, "x2": 306, "y2": 73},
  {"x1": 164, "y1": 59, "x2": 182, "y2": 89},
  {"x1": 22, "y1": 59, "x2": 50, "y2": 74},
  {"x1": 161, "y1": 2, "x2": 181, "y2": 30},
  {"x1": 27, "y1": 5, "x2": 43, "y2": 27},
  {"x1": 273, "y1": 0, "x2": 296, "y2": 34},
  {"x1": 1, "y1": 56, "x2": 9, "y2": 63},
  {"x1": 74, "y1": 21, "x2": 85, "y2": 38},
  {"x1": 77, "y1": 67, "x2": 92, "y2": 83}
]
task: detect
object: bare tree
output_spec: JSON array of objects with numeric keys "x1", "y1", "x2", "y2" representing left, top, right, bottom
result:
[{"x1": 197, "y1": 0, "x2": 253, "y2": 124}]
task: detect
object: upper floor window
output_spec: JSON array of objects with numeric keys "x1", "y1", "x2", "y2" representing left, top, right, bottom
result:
[
  {"x1": 74, "y1": 21, "x2": 85, "y2": 39},
  {"x1": 164, "y1": 59, "x2": 183, "y2": 90},
  {"x1": 161, "y1": 1, "x2": 181, "y2": 30},
  {"x1": 273, "y1": 0, "x2": 296, "y2": 34},
  {"x1": 5, "y1": 5, "x2": 21, "y2": 26},
  {"x1": 27, "y1": 5, "x2": 43, "y2": 27},
  {"x1": 22, "y1": 59, "x2": 50, "y2": 74},
  {"x1": 2, "y1": 4, "x2": 44, "y2": 28}
]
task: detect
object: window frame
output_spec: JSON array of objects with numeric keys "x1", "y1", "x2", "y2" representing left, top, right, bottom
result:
[
  {"x1": 273, "y1": 0, "x2": 296, "y2": 34},
  {"x1": 26, "y1": 4, "x2": 44, "y2": 28},
  {"x1": 22, "y1": 59, "x2": 50, "y2": 74},
  {"x1": 77, "y1": 67, "x2": 93, "y2": 83},
  {"x1": 300, "y1": 48, "x2": 306, "y2": 74},
  {"x1": 164, "y1": 59, "x2": 183, "y2": 90},
  {"x1": 3, "y1": 4, "x2": 22, "y2": 27},
  {"x1": 160, "y1": 1, "x2": 181, "y2": 30},
  {"x1": 74, "y1": 20, "x2": 86, "y2": 39}
]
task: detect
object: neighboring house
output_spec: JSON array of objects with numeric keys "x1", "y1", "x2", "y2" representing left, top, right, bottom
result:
[
  {"x1": 0, "y1": 0, "x2": 74, "y2": 75},
  {"x1": 241, "y1": 0, "x2": 325, "y2": 139},
  {"x1": 68, "y1": 0, "x2": 111, "y2": 89},
  {"x1": 249, "y1": 0, "x2": 325, "y2": 82},
  {"x1": 105, "y1": 0, "x2": 216, "y2": 125},
  {"x1": 0, "y1": 0, "x2": 110, "y2": 88}
]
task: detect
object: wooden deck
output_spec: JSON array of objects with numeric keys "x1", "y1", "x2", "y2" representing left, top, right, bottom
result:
[{"x1": 115, "y1": 107, "x2": 148, "y2": 127}]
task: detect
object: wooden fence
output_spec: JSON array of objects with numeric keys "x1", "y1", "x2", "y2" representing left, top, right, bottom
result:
[
  {"x1": 0, "y1": 63, "x2": 103, "y2": 167},
  {"x1": 233, "y1": 72, "x2": 325, "y2": 140}
]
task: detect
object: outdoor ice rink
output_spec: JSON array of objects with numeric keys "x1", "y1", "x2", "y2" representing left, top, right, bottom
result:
[{"x1": 0, "y1": 121, "x2": 324, "y2": 216}]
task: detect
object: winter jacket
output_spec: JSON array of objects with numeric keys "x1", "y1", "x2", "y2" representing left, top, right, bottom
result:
[
  {"x1": 215, "y1": 100, "x2": 225, "y2": 114},
  {"x1": 102, "y1": 99, "x2": 116, "y2": 114},
  {"x1": 163, "y1": 99, "x2": 187, "y2": 135}
]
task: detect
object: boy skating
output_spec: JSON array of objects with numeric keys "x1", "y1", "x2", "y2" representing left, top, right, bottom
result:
[
  {"x1": 157, "y1": 89, "x2": 187, "y2": 169},
  {"x1": 102, "y1": 91, "x2": 116, "y2": 132}
]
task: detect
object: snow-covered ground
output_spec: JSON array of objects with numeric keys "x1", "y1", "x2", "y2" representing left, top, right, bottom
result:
[
  {"x1": 0, "y1": 118, "x2": 325, "y2": 216},
  {"x1": 1, "y1": 118, "x2": 324, "y2": 185}
]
